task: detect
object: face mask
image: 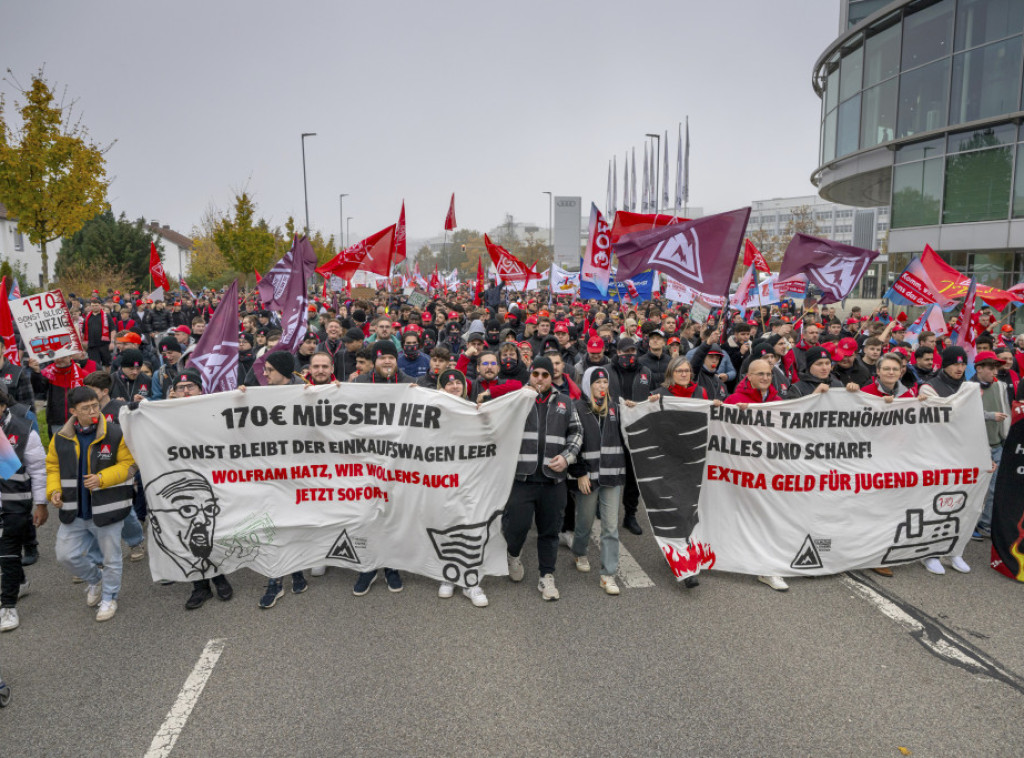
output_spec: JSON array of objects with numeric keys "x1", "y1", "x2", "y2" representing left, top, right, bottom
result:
[
  {"x1": 75, "y1": 416, "x2": 99, "y2": 434},
  {"x1": 487, "y1": 332, "x2": 500, "y2": 343},
  {"x1": 403, "y1": 345, "x2": 420, "y2": 359},
  {"x1": 618, "y1": 354, "x2": 637, "y2": 370},
  {"x1": 501, "y1": 358, "x2": 518, "y2": 373}
]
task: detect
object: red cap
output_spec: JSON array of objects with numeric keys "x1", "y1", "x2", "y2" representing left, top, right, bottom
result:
[
  {"x1": 974, "y1": 350, "x2": 1001, "y2": 365},
  {"x1": 1001, "y1": 324, "x2": 1014, "y2": 333},
  {"x1": 308, "y1": 305, "x2": 317, "y2": 312},
  {"x1": 117, "y1": 332, "x2": 142, "y2": 345},
  {"x1": 421, "y1": 312, "x2": 432, "y2": 322},
  {"x1": 173, "y1": 326, "x2": 192, "y2": 335},
  {"x1": 587, "y1": 336, "x2": 604, "y2": 352},
  {"x1": 447, "y1": 312, "x2": 459, "y2": 320},
  {"x1": 554, "y1": 322, "x2": 570, "y2": 333},
  {"x1": 538, "y1": 310, "x2": 550, "y2": 318},
  {"x1": 667, "y1": 336, "x2": 681, "y2": 345},
  {"x1": 526, "y1": 315, "x2": 538, "y2": 325},
  {"x1": 518, "y1": 341, "x2": 532, "y2": 351},
  {"x1": 845, "y1": 318, "x2": 858, "y2": 326}
]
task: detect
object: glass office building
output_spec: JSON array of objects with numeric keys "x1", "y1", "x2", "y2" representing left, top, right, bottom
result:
[{"x1": 813, "y1": 0, "x2": 1024, "y2": 290}]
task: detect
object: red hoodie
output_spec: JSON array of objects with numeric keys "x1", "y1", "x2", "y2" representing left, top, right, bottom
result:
[{"x1": 725, "y1": 377, "x2": 781, "y2": 405}]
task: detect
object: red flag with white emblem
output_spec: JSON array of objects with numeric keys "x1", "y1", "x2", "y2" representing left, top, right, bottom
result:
[
  {"x1": 444, "y1": 194, "x2": 457, "y2": 231},
  {"x1": 149, "y1": 242, "x2": 170, "y2": 290}
]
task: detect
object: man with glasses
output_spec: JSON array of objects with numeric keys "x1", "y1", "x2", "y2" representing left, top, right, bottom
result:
[
  {"x1": 45, "y1": 386, "x2": 136, "y2": 622},
  {"x1": 504, "y1": 356, "x2": 582, "y2": 601},
  {"x1": 467, "y1": 350, "x2": 522, "y2": 403}
]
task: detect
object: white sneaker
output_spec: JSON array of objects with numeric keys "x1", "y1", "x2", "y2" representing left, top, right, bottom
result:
[
  {"x1": 86, "y1": 583, "x2": 102, "y2": 607},
  {"x1": 948, "y1": 556, "x2": 971, "y2": 573},
  {"x1": 574, "y1": 555, "x2": 591, "y2": 573},
  {"x1": 559, "y1": 531, "x2": 574, "y2": 549},
  {"x1": 310, "y1": 566, "x2": 327, "y2": 577},
  {"x1": 438, "y1": 581, "x2": 455, "y2": 598},
  {"x1": 0, "y1": 607, "x2": 18, "y2": 632},
  {"x1": 507, "y1": 552, "x2": 524, "y2": 582},
  {"x1": 129, "y1": 543, "x2": 146, "y2": 561},
  {"x1": 17, "y1": 580, "x2": 29, "y2": 598},
  {"x1": 96, "y1": 599, "x2": 117, "y2": 622},
  {"x1": 758, "y1": 575, "x2": 789, "y2": 592},
  {"x1": 462, "y1": 586, "x2": 489, "y2": 607},
  {"x1": 600, "y1": 575, "x2": 620, "y2": 595},
  {"x1": 537, "y1": 574, "x2": 559, "y2": 601},
  {"x1": 922, "y1": 557, "x2": 945, "y2": 575}
]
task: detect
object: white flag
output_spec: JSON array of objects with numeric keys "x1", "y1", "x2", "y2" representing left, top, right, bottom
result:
[
  {"x1": 642, "y1": 143, "x2": 649, "y2": 213},
  {"x1": 683, "y1": 116, "x2": 690, "y2": 205},
  {"x1": 662, "y1": 129, "x2": 670, "y2": 209},
  {"x1": 674, "y1": 123, "x2": 683, "y2": 213},
  {"x1": 630, "y1": 147, "x2": 637, "y2": 212},
  {"x1": 612, "y1": 156, "x2": 618, "y2": 215}
]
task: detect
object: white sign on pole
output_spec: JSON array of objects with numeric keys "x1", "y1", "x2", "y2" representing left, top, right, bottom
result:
[{"x1": 9, "y1": 289, "x2": 84, "y2": 363}]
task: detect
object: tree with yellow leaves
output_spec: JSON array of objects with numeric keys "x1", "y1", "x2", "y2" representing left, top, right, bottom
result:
[{"x1": 0, "y1": 71, "x2": 109, "y2": 287}]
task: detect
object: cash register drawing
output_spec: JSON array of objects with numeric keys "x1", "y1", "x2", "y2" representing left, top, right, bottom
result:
[{"x1": 881, "y1": 491, "x2": 967, "y2": 565}]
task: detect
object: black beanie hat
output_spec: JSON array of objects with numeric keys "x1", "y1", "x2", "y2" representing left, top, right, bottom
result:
[
  {"x1": 372, "y1": 340, "x2": 398, "y2": 360},
  {"x1": 804, "y1": 346, "x2": 833, "y2": 366},
  {"x1": 266, "y1": 351, "x2": 295, "y2": 376},
  {"x1": 119, "y1": 349, "x2": 144, "y2": 368},
  {"x1": 437, "y1": 368, "x2": 467, "y2": 396},
  {"x1": 159, "y1": 336, "x2": 181, "y2": 353},
  {"x1": 531, "y1": 356, "x2": 555, "y2": 376},
  {"x1": 174, "y1": 368, "x2": 203, "y2": 391}
]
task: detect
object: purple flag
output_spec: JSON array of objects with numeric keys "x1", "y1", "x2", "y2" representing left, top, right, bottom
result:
[
  {"x1": 253, "y1": 236, "x2": 317, "y2": 386},
  {"x1": 613, "y1": 207, "x2": 750, "y2": 298},
  {"x1": 778, "y1": 234, "x2": 878, "y2": 306},
  {"x1": 186, "y1": 279, "x2": 239, "y2": 394},
  {"x1": 258, "y1": 236, "x2": 315, "y2": 312}
]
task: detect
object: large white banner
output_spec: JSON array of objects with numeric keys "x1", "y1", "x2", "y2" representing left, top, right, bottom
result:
[
  {"x1": 122, "y1": 385, "x2": 534, "y2": 586},
  {"x1": 621, "y1": 385, "x2": 991, "y2": 579}
]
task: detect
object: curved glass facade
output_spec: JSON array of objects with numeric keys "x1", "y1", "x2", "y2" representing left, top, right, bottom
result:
[{"x1": 818, "y1": 0, "x2": 1024, "y2": 167}]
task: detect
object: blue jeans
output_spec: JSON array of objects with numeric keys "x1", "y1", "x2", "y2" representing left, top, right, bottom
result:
[
  {"x1": 980, "y1": 444, "x2": 1002, "y2": 530},
  {"x1": 55, "y1": 519, "x2": 124, "y2": 601},
  {"x1": 572, "y1": 484, "x2": 622, "y2": 575},
  {"x1": 122, "y1": 508, "x2": 144, "y2": 548}
]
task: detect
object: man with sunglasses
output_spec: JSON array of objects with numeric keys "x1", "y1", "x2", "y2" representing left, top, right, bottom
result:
[{"x1": 504, "y1": 356, "x2": 582, "y2": 601}]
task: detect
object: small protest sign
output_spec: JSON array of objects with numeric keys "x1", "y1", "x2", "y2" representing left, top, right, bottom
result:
[{"x1": 9, "y1": 289, "x2": 84, "y2": 363}]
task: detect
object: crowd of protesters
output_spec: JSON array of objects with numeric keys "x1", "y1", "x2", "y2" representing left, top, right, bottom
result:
[{"x1": 0, "y1": 279, "x2": 1013, "y2": 642}]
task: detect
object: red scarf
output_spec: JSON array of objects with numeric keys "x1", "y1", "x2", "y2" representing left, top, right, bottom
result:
[
  {"x1": 669, "y1": 383, "x2": 700, "y2": 398},
  {"x1": 42, "y1": 361, "x2": 87, "y2": 389},
  {"x1": 85, "y1": 310, "x2": 111, "y2": 342}
]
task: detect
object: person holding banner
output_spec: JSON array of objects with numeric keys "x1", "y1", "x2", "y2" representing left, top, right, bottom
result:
[
  {"x1": 966, "y1": 351, "x2": 1010, "y2": 546},
  {"x1": 861, "y1": 353, "x2": 916, "y2": 400},
  {"x1": 504, "y1": 356, "x2": 582, "y2": 602},
  {"x1": 0, "y1": 336, "x2": 34, "y2": 407},
  {"x1": 724, "y1": 359, "x2": 789, "y2": 592},
  {"x1": 654, "y1": 356, "x2": 712, "y2": 400},
  {"x1": 608, "y1": 337, "x2": 654, "y2": 536}
]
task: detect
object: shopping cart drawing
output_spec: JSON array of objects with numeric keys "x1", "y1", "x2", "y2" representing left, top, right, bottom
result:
[{"x1": 426, "y1": 511, "x2": 501, "y2": 588}]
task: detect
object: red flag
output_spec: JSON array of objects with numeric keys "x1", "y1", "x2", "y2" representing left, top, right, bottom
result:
[
  {"x1": 316, "y1": 226, "x2": 395, "y2": 281},
  {"x1": 429, "y1": 266, "x2": 441, "y2": 291},
  {"x1": 473, "y1": 257, "x2": 484, "y2": 306},
  {"x1": 444, "y1": 193, "x2": 457, "y2": 231},
  {"x1": 149, "y1": 242, "x2": 170, "y2": 290},
  {"x1": 483, "y1": 234, "x2": 542, "y2": 291},
  {"x1": 919, "y1": 244, "x2": 1021, "y2": 310},
  {"x1": 254, "y1": 268, "x2": 263, "y2": 283},
  {"x1": 954, "y1": 277, "x2": 979, "y2": 363},
  {"x1": 322, "y1": 277, "x2": 328, "y2": 300},
  {"x1": 392, "y1": 201, "x2": 407, "y2": 264},
  {"x1": 743, "y1": 239, "x2": 771, "y2": 274},
  {"x1": 0, "y1": 278, "x2": 20, "y2": 367},
  {"x1": 610, "y1": 211, "x2": 687, "y2": 244}
]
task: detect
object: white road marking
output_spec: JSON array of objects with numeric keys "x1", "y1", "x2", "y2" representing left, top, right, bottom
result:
[
  {"x1": 591, "y1": 522, "x2": 655, "y2": 588},
  {"x1": 144, "y1": 638, "x2": 226, "y2": 758}
]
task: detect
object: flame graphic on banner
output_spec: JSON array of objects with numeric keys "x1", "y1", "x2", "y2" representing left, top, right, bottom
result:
[
  {"x1": 1009, "y1": 512, "x2": 1024, "y2": 581},
  {"x1": 662, "y1": 541, "x2": 715, "y2": 578}
]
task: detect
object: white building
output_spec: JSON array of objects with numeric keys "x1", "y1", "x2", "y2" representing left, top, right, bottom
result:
[
  {"x1": 0, "y1": 201, "x2": 55, "y2": 288},
  {"x1": 147, "y1": 221, "x2": 192, "y2": 282},
  {"x1": 748, "y1": 194, "x2": 889, "y2": 251}
]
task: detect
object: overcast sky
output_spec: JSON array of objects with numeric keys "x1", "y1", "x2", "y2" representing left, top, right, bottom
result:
[{"x1": 2, "y1": 1, "x2": 839, "y2": 249}]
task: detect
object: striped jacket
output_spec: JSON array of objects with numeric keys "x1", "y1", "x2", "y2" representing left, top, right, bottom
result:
[
  {"x1": 46, "y1": 415, "x2": 137, "y2": 527},
  {"x1": 514, "y1": 390, "x2": 583, "y2": 483},
  {"x1": 569, "y1": 399, "x2": 626, "y2": 488},
  {"x1": 0, "y1": 411, "x2": 46, "y2": 514}
]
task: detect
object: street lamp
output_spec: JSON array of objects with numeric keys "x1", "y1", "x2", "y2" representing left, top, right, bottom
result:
[
  {"x1": 347, "y1": 217, "x2": 353, "y2": 248},
  {"x1": 339, "y1": 193, "x2": 348, "y2": 249},
  {"x1": 301, "y1": 132, "x2": 317, "y2": 234},
  {"x1": 543, "y1": 191, "x2": 553, "y2": 249},
  {"x1": 645, "y1": 133, "x2": 660, "y2": 213}
]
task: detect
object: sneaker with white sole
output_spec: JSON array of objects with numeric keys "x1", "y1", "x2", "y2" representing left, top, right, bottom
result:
[
  {"x1": 0, "y1": 607, "x2": 18, "y2": 632},
  {"x1": 600, "y1": 575, "x2": 620, "y2": 595},
  {"x1": 537, "y1": 574, "x2": 559, "y2": 601},
  {"x1": 948, "y1": 556, "x2": 970, "y2": 573},
  {"x1": 438, "y1": 582, "x2": 455, "y2": 598},
  {"x1": 922, "y1": 557, "x2": 945, "y2": 575},
  {"x1": 558, "y1": 531, "x2": 574, "y2": 549},
  {"x1": 95, "y1": 599, "x2": 117, "y2": 622},
  {"x1": 507, "y1": 552, "x2": 524, "y2": 582},
  {"x1": 86, "y1": 583, "x2": 102, "y2": 607},
  {"x1": 574, "y1": 555, "x2": 591, "y2": 573},
  {"x1": 17, "y1": 581, "x2": 29, "y2": 599},
  {"x1": 129, "y1": 543, "x2": 145, "y2": 562},
  {"x1": 462, "y1": 586, "x2": 489, "y2": 607},
  {"x1": 757, "y1": 575, "x2": 789, "y2": 592},
  {"x1": 310, "y1": 566, "x2": 327, "y2": 577}
]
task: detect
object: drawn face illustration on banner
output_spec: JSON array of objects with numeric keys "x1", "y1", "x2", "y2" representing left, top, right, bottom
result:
[{"x1": 146, "y1": 470, "x2": 222, "y2": 577}]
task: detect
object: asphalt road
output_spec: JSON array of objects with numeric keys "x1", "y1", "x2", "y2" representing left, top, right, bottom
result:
[{"x1": 1, "y1": 522, "x2": 1021, "y2": 758}]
